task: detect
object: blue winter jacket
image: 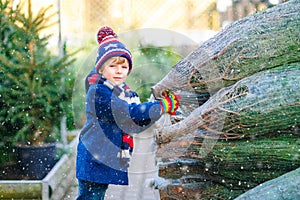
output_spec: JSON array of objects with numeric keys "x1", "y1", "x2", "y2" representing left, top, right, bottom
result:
[{"x1": 76, "y1": 83, "x2": 162, "y2": 185}]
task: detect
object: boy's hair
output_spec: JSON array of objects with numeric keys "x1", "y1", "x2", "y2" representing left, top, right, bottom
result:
[{"x1": 99, "y1": 57, "x2": 129, "y2": 73}]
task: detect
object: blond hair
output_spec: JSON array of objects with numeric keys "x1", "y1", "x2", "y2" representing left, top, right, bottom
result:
[{"x1": 99, "y1": 57, "x2": 129, "y2": 74}]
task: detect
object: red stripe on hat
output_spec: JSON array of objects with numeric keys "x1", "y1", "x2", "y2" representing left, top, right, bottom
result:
[{"x1": 99, "y1": 38, "x2": 120, "y2": 47}]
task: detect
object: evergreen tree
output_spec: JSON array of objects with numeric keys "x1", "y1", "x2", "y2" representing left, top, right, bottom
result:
[{"x1": 0, "y1": 0, "x2": 76, "y2": 146}]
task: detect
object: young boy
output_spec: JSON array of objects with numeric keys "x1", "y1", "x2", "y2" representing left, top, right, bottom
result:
[{"x1": 76, "y1": 26, "x2": 179, "y2": 200}]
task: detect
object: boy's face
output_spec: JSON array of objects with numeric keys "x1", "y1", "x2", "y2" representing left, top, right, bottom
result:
[{"x1": 101, "y1": 57, "x2": 129, "y2": 86}]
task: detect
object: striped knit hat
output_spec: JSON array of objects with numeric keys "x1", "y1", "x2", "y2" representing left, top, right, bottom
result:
[{"x1": 95, "y1": 26, "x2": 132, "y2": 74}]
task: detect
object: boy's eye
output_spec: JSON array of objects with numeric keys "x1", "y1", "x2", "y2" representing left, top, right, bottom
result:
[{"x1": 122, "y1": 66, "x2": 128, "y2": 69}]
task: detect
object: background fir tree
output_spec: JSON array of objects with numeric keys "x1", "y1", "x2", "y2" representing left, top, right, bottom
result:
[{"x1": 0, "y1": 0, "x2": 76, "y2": 147}]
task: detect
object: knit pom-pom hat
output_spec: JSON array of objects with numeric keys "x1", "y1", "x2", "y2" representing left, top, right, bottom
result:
[{"x1": 95, "y1": 26, "x2": 133, "y2": 74}]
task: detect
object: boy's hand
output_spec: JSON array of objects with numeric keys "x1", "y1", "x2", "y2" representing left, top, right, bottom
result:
[
  {"x1": 160, "y1": 93, "x2": 180, "y2": 115},
  {"x1": 144, "y1": 176, "x2": 172, "y2": 189}
]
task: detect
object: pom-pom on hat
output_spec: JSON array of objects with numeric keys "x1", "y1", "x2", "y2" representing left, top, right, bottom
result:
[{"x1": 95, "y1": 26, "x2": 133, "y2": 74}]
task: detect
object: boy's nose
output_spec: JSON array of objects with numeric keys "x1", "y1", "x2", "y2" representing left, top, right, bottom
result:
[{"x1": 116, "y1": 66, "x2": 122, "y2": 73}]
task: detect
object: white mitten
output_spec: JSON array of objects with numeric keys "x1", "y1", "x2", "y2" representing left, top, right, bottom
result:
[{"x1": 144, "y1": 176, "x2": 170, "y2": 189}]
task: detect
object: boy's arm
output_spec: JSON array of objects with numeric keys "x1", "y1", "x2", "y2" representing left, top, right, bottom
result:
[{"x1": 93, "y1": 85, "x2": 162, "y2": 133}]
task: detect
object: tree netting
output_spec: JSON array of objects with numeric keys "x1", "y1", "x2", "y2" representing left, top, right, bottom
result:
[
  {"x1": 155, "y1": 64, "x2": 300, "y2": 199},
  {"x1": 157, "y1": 133, "x2": 300, "y2": 199},
  {"x1": 194, "y1": 133, "x2": 300, "y2": 187},
  {"x1": 152, "y1": 0, "x2": 300, "y2": 115},
  {"x1": 151, "y1": 1, "x2": 300, "y2": 199},
  {"x1": 156, "y1": 64, "x2": 300, "y2": 147}
]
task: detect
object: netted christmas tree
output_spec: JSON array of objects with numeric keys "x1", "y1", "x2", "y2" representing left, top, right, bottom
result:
[{"x1": 152, "y1": 1, "x2": 300, "y2": 199}]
